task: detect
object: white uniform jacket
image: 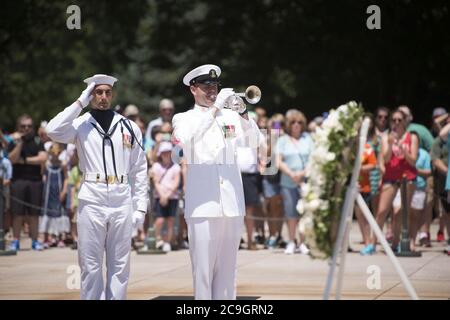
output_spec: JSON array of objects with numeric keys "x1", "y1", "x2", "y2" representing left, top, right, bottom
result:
[
  {"x1": 45, "y1": 102, "x2": 148, "y2": 212},
  {"x1": 172, "y1": 105, "x2": 263, "y2": 218}
]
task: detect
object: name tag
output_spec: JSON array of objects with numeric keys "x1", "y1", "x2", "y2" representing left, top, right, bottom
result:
[
  {"x1": 123, "y1": 133, "x2": 132, "y2": 149},
  {"x1": 222, "y1": 125, "x2": 236, "y2": 138}
]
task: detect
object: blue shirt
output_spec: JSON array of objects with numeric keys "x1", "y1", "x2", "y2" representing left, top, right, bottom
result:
[
  {"x1": 276, "y1": 133, "x2": 314, "y2": 188},
  {"x1": 446, "y1": 134, "x2": 450, "y2": 191},
  {"x1": 415, "y1": 148, "x2": 431, "y2": 190},
  {"x1": 0, "y1": 155, "x2": 13, "y2": 181}
]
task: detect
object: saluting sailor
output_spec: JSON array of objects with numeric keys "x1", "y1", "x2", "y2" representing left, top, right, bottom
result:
[
  {"x1": 172, "y1": 65, "x2": 264, "y2": 300},
  {"x1": 46, "y1": 74, "x2": 148, "y2": 300}
]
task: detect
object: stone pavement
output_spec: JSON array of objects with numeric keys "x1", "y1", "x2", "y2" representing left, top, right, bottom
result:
[{"x1": 0, "y1": 222, "x2": 449, "y2": 300}]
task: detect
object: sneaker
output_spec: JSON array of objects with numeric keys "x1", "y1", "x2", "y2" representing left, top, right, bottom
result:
[
  {"x1": 284, "y1": 241, "x2": 296, "y2": 255},
  {"x1": 266, "y1": 236, "x2": 277, "y2": 249},
  {"x1": 32, "y1": 240, "x2": 44, "y2": 251},
  {"x1": 254, "y1": 234, "x2": 265, "y2": 245},
  {"x1": 182, "y1": 240, "x2": 189, "y2": 249},
  {"x1": 446, "y1": 245, "x2": 450, "y2": 256},
  {"x1": 8, "y1": 240, "x2": 20, "y2": 251},
  {"x1": 276, "y1": 235, "x2": 284, "y2": 246},
  {"x1": 162, "y1": 242, "x2": 171, "y2": 253},
  {"x1": 156, "y1": 239, "x2": 164, "y2": 250},
  {"x1": 418, "y1": 232, "x2": 428, "y2": 246},
  {"x1": 386, "y1": 232, "x2": 394, "y2": 244},
  {"x1": 49, "y1": 240, "x2": 58, "y2": 248},
  {"x1": 57, "y1": 240, "x2": 66, "y2": 248},
  {"x1": 391, "y1": 244, "x2": 400, "y2": 254},
  {"x1": 297, "y1": 243, "x2": 310, "y2": 255},
  {"x1": 437, "y1": 231, "x2": 445, "y2": 242},
  {"x1": 423, "y1": 236, "x2": 432, "y2": 248},
  {"x1": 360, "y1": 244, "x2": 375, "y2": 256},
  {"x1": 71, "y1": 241, "x2": 78, "y2": 250}
]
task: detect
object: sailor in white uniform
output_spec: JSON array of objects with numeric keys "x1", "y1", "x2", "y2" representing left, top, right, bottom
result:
[
  {"x1": 172, "y1": 64, "x2": 263, "y2": 299},
  {"x1": 46, "y1": 74, "x2": 148, "y2": 300}
]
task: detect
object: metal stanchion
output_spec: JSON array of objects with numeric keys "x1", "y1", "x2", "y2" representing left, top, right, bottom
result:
[
  {"x1": 0, "y1": 182, "x2": 16, "y2": 256},
  {"x1": 396, "y1": 176, "x2": 421, "y2": 257}
]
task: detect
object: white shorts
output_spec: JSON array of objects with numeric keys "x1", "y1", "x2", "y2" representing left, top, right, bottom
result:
[{"x1": 392, "y1": 189, "x2": 426, "y2": 210}]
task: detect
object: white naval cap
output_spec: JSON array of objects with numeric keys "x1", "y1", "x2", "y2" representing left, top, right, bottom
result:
[
  {"x1": 182, "y1": 64, "x2": 221, "y2": 86},
  {"x1": 83, "y1": 74, "x2": 118, "y2": 87}
]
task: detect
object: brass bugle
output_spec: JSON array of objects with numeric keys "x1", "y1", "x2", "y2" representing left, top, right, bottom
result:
[{"x1": 235, "y1": 85, "x2": 261, "y2": 104}]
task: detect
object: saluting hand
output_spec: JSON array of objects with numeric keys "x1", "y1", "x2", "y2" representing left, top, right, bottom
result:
[{"x1": 77, "y1": 82, "x2": 96, "y2": 109}]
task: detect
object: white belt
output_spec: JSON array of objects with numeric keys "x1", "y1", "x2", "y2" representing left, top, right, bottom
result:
[{"x1": 83, "y1": 173, "x2": 128, "y2": 184}]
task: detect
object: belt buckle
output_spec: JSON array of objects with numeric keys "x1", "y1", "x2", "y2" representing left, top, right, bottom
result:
[
  {"x1": 96, "y1": 173, "x2": 100, "y2": 183},
  {"x1": 107, "y1": 176, "x2": 116, "y2": 184}
]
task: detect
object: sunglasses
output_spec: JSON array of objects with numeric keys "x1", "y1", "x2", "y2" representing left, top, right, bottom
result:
[
  {"x1": 20, "y1": 124, "x2": 33, "y2": 129},
  {"x1": 195, "y1": 83, "x2": 220, "y2": 92}
]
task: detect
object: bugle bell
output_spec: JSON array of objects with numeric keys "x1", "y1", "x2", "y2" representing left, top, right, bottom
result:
[{"x1": 235, "y1": 85, "x2": 262, "y2": 104}]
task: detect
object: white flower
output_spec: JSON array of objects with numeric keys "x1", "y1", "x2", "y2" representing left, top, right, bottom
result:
[
  {"x1": 325, "y1": 152, "x2": 336, "y2": 161},
  {"x1": 338, "y1": 104, "x2": 349, "y2": 115},
  {"x1": 299, "y1": 101, "x2": 362, "y2": 259},
  {"x1": 305, "y1": 198, "x2": 321, "y2": 212},
  {"x1": 297, "y1": 200, "x2": 305, "y2": 214},
  {"x1": 301, "y1": 182, "x2": 311, "y2": 195}
]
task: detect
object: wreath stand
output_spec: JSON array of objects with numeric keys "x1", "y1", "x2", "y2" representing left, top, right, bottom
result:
[{"x1": 322, "y1": 117, "x2": 419, "y2": 300}]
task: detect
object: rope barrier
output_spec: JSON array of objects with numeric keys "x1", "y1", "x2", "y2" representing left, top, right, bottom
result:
[
  {"x1": 1, "y1": 182, "x2": 448, "y2": 220},
  {"x1": 0, "y1": 186, "x2": 63, "y2": 215}
]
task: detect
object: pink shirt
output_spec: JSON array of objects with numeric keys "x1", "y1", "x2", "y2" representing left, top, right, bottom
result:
[{"x1": 151, "y1": 162, "x2": 181, "y2": 199}]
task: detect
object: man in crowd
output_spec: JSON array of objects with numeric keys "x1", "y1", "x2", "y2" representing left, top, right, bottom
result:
[{"x1": 8, "y1": 115, "x2": 47, "y2": 251}]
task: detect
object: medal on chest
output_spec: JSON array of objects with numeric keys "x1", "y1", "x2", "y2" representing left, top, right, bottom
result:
[
  {"x1": 122, "y1": 133, "x2": 133, "y2": 149},
  {"x1": 222, "y1": 124, "x2": 236, "y2": 139}
]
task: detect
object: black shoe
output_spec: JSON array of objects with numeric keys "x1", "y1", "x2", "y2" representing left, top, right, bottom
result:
[
  {"x1": 71, "y1": 242, "x2": 78, "y2": 250},
  {"x1": 254, "y1": 234, "x2": 265, "y2": 245}
]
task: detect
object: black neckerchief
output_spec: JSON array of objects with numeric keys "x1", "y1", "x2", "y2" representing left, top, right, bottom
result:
[
  {"x1": 90, "y1": 109, "x2": 114, "y2": 133},
  {"x1": 90, "y1": 109, "x2": 118, "y2": 185},
  {"x1": 89, "y1": 114, "x2": 145, "y2": 185},
  {"x1": 90, "y1": 121, "x2": 120, "y2": 185}
]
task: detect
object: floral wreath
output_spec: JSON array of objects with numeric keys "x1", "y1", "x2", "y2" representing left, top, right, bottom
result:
[{"x1": 297, "y1": 101, "x2": 364, "y2": 259}]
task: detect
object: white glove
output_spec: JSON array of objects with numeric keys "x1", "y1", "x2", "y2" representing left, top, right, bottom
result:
[
  {"x1": 213, "y1": 88, "x2": 235, "y2": 110},
  {"x1": 132, "y1": 210, "x2": 146, "y2": 228},
  {"x1": 77, "y1": 82, "x2": 96, "y2": 108},
  {"x1": 229, "y1": 96, "x2": 247, "y2": 114}
]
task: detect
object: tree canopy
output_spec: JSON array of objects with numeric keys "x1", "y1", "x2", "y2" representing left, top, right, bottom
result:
[{"x1": 1, "y1": 0, "x2": 449, "y2": 131}]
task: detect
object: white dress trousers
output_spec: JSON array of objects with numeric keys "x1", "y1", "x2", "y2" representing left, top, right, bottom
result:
[{"x1": 186, "y1": 216, "x2": 244, "y2": 300}]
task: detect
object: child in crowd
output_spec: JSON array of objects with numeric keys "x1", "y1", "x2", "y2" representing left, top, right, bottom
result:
[
  {"x1": 39, "y1": 142, "x2": 70, "y2": 248},
  {"x1": 150, "y1": 141, "x2": 181, "y2": 252}
]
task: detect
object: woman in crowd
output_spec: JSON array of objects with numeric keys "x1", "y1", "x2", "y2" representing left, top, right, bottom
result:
[
  {"x1": 361, "y1": 108, "x2": 418, "y2": 255},
  {"x1": 261, "y1": 115, "x2": 285, "y2": 249},
  {"x1": 276, "y1": 110, "x2": 314, "y2": 255}
]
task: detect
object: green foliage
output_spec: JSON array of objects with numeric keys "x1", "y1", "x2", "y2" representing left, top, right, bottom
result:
[{"x1": 1, "y1": 1, "x2": 449, "y2": 131}]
